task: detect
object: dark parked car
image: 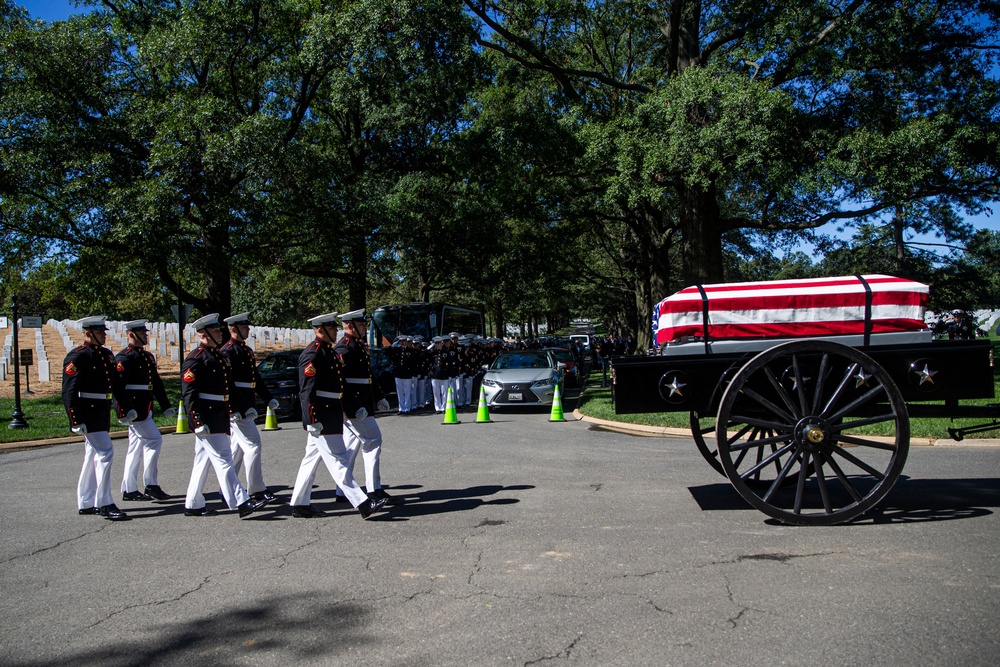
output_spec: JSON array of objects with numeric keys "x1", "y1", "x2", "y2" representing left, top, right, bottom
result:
[{"x1": 255, "y1": 349, "x2": 304, "y2": 421}]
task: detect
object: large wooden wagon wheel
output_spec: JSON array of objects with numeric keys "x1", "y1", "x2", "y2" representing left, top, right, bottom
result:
[{"x1": 716, "y1": 340, "x2": 909, "y2": 526}]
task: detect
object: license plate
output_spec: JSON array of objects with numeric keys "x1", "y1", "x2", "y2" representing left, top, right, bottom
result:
[{"x1": 508, "y1": 392, "x2": 522, "y2": 401}]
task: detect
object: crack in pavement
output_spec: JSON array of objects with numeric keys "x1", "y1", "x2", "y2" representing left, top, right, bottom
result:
[
  {"x1": 275, "y1": 525, "x2": 324, "y2": 569},
  {"x1": 84, "y1": 570, "x2": 233, "y2": 630},
  {"x1": 2, "y1": 523, "x2": 112, "y2": 566},
  {"x1": 468, "y1": 550, "x2": 483, "y2": 585},
  {"x1": 524, "y1": 633, "x2": 584, "y2": 665}
]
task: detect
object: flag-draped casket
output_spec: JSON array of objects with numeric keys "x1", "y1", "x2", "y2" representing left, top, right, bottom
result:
[{"x1": 652, "y1": 275, "x2": 928, "y2": 347}]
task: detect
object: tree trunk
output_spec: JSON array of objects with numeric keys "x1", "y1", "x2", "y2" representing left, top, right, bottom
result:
[
  {"x1": 349, "y1": 239, "x2": 368, "y2": 310},
  {"x1": 202, "y1": 227, "x2": 232, "y2": 317},
  {"x1": 679, "y1": 181, "x2": 724, "y2": 284},
  {"x1": 892, "y1": 207, "x2": 907, "y2": 277}
]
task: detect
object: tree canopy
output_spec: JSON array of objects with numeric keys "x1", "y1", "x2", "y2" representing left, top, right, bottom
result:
[{"x1": 2, "y1": 0, "x2": 999, "y2": 342}]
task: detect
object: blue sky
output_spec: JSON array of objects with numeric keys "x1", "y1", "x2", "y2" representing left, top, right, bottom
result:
[{"x1": 19, "y1": 0, "x2": 1000, "y2": 250}]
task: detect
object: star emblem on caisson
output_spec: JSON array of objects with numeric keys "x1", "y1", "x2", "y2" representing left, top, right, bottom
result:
[
  {"x1": 791, "y1": 375, "x2": 811, "y2": 390},
  {"x1": 854, "y1": 369, "x2": 872, "y2": 388},
  {"x1": 916, "y1": 364, "x2": 938, "y2": 385},
  {"x1": 665, "y1": 377, "x2": 686, "y2": 398},
  {"x1": 658, "y1": 370, "x2": 691, "y2": 404}
]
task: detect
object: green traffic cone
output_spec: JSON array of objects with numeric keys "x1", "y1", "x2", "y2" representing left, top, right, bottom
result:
[
  {"x1": 475, "y1": 386, "x2": 492, "y2": 423},
  {"x1": 442, "y1": 387, "x2": 461, "y2": 425},
  {"x1": 548, "y1": 382, "x2": 565, "y2": 422},
  {"x1": 175, "y1": 400, "x2": 189, "y2": 434}
]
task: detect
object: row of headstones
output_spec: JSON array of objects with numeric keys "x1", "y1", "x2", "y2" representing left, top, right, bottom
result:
[
  {"x1": 52, "y1": 320, "x2": 315, "y2": 362},
  {"x1": 926, "y1": 310, "x2": 1000, "y2": 333},
  {"x1": 1, "y1": 326, "x2": 52, "y2": 382}
]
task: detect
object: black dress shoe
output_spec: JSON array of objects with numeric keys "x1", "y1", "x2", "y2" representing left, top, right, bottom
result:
[
  {"x1": 333, "y1": 494, "x2": 348, "y2": 503},
  {"x1": 369, "y1": 488, "x2": 401, "y2": 505},
  {"x1": 99, "y1": 504, "x2": 130, "y2": 521},
  {"x1": 122, "y1": 490, "x2": 152, "y2": 501},
  {"x1": 144, "y1": 485, "x2": 170, "y2": 501},
  {"x1": 184, "y1": 507, "x2": 217, "y2": 517},
  {"x1": 357, "y1": 497, "x2": 387, "y2": 520},
  {"x1": 237, "y1": 499, "x2": 261, "y2": 518},
  {"x1": 251, "y1": 491, "x2": 277, "y2": 505},
  {"x1": 78, "y1": 507, "x2": 99, "y2": 515},
  {"x1": 291, "y1": 505, "x2": 324, "y2": 518}
]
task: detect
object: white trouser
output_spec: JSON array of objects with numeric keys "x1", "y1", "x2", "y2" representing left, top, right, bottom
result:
[
  {"x1": 448, "y1": 377, "x2": 462, "y2": 405},
  {"x1": 185, "y1": 432, "x2": 249, "y2": 510},
  {"x1": 78, "y1": 430, "x2": 115, "y2": 510},
  {"x1": 344, "y1": 415, "x2": 383, "y2": 493},
  {"x1": 410, "y1": 378, "x2": 419, "y2": 410},
  {"x1": 462, "y1": 374, "x2": 473, "y2": 405},
  {"x1": 121, "y1": 412, "x2": 162, "y2": 493},
  {"x1": 431, "y1": 379, "x2": 449, "y2": 412},
  {"x1": 230, "y1": 416, "x2": 266, "y2": 495},
  {"x1": 395, "y1": 377, "x2": 414, "y2": 413},
  {"x1": 290, "y1": 433, "x2": 369, "y2": 507}
]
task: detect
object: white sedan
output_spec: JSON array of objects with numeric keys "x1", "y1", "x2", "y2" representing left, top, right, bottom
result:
[{"x1": 481, "y1": 350, "x2": 564, "y2": 408}]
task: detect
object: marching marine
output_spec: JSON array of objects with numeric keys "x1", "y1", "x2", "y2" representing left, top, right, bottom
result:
[
  {"x1": 289, "y1": 312, "x2": 386, "y2": 519},
  {"x1": 336, "y1": 309, "x2": 394, "y2": 503},
  {"x1": 180, "y1": 313, "x2": 264, "y2": 519},
  {"x1": 115, "y1": 319, "x2": 176, "y2": 502},
  {"x1": 218, "y1": 312, "x2": 279, "y2": 505},
  {"x1": 62, "y1": 316, "x2": 131, "y2": 520}
]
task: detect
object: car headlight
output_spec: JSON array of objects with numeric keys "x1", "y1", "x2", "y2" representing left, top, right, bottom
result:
[
  {"x1": 532, "y1": 378, "x2": 555, "y2": 387},
  {"x1": 482, "y1": 378, "x2": 500, "y2": 387}
]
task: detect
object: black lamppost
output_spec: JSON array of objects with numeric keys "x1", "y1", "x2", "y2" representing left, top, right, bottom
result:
[{"x1": 8, "y1": 296, "x2": 29, "y2": 429}]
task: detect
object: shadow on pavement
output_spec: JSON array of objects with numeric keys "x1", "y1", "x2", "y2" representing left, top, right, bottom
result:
[{"x1": 689, "y1": 476, "x2": 1000, "y2": 525}]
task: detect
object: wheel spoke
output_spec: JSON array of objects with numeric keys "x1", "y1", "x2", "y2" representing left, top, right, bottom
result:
[
  {"x1": 818, "y1": 450, "x2": 864, "y2": 503},
  {"x1": 825, "y1": 383, "x2": 888, "y2": 422},
  {"x1": 821, "y1": 362, "x2": 860, "y2": 417},
  {"x1": 813, "y1": 453, "x2": 833, "y2": 514},
  {"x1": 738, "y1": 386, "x2": 796, "y2": 424},
  {"x1": 728, "y1": 430, "x2": 792, "y2": 451},
  {"x1": 834, "y1": 433, "x2": 899, "y2": 451},
  {"x1": 727, "y1": 415, "x2": 793, "y2": 433},
  {"x1": 764, "y1": 364, "x2": 800, "y2": 419},
  {"x1": 829, "y1": 444, "x2": 887, "y2": 479},
  {"x1": 810, "y1": 352, "x2": 831, "y2": 414},
  {"x1": 793, "y1": 451, "x2": 811, "y2": 514},
  {"x1": 791, "y1": 353, "x2": 809, "y2": 416},
  {"x1": 762, "y1": 448, "x2": 802, "y2": 503},
  {"x1": 738, "y1": 442, "x2": 796, "y2": 480},
  {"x1": 832, "y1": 413, "x2": 899, "y2": 431}
]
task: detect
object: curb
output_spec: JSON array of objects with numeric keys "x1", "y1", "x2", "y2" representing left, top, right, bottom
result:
[
  {"x1": 571, "y1": 409, "x2": 999, "y2": 447},
  {"x1": 0, "y1": 425, "x2": 179, "y2": 453}
]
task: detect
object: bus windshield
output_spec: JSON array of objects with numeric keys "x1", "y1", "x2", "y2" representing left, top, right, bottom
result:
[{"x1": 370, "y1": 303, "x2": 484, "y2": 348}]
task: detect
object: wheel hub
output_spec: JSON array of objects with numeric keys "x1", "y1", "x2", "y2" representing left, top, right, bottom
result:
[{"x1": 795, "y1": 417, "x2": 830, "y2": 452}]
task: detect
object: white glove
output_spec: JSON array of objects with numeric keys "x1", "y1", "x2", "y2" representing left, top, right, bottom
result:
[
  {"x1": 230, "y1": 411, "x2": 243, "y2": 422},
  {"x1": 354, "y1": 407, "x2": 368, "y2": 420},
  {"x1": 245, "y1": 407, "x2": 258, "y2": 421},
  {"x1": 119, "y1": 409, "x2": 138, "y2": 425},
  {"x1": 307, "y1": 422, "x2": 323, "y2": 434},
  {"x1": 376, "y1": 399, "x2": 390, "y2": 412},
  {"x1": 71, "y1": 424, "x2": 88, "y2": 435},
  {"x1": 163, "y1": 407, "x2": 177, "y2": 420},
  {"x1": 268, "y1": 399, "x2": 279, "y2": 410},
  {"x1": 195, "y1": 424, "x2": 210, "y2": 435}
]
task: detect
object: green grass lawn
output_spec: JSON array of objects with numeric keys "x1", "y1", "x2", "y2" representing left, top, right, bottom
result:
[{"x1": 0, "y1": 379, "x2": 183, "y2": 444}]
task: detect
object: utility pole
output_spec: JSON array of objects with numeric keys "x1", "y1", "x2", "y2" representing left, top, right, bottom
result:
[{"x1": 8, "y1": 296, "x2": 29, "y2": 429}]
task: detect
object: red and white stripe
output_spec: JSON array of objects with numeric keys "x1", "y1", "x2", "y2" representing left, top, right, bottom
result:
[{"x1": 654, "y1": 275, "x2": 928, "y2": 345}]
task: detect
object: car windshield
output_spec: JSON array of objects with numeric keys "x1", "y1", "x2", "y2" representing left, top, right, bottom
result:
[
  {"x1": 547, "y1": 348, "x2": 573, "y2": 362},
  {"x1": 258, "y1": 355, "x2": 295, "y2": 372},
  {"x1": 492, "y1": 352, "x2": 552, "y2": 370}
]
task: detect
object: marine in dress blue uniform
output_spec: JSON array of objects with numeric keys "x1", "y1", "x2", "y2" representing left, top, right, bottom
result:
[
  {"x1": 288, "y1": 312, "x2": 385, "y2": 519},
  {"x1": 62, "y1": 316, "x2": 130, "y2": 520},
  {"x1": 218, "y1": 312, "x2": 278, "y2": 505},
  {"x1": 180, "y1": 313, "x2": 262, "y2": 519},
  {"x1": 335, "y1": 309, "x2": 395, "y2": 504},
  {"x1": 115, "y1": 319, "x2": 175, "y2": 502}
]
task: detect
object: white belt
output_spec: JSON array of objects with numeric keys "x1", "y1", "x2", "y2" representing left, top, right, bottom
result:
[
  {"x1": 316, "y1": 390, "x2": 342, "y2": 399},
  {"x1": 125, "y1": 384, "x2": 152, "y2": 391},
  {"x1": 233, "y1": 381, "x2": 255, "y2": 388},
  {"x1": 198, "y1": 393, "x2": 228, "y2": 401},
  {"x1": 79, "y1": 391, "x2": 110, "y2": 400},
  {"x1": 345, "y1": 378, "x2": 371, "y2": 385}
]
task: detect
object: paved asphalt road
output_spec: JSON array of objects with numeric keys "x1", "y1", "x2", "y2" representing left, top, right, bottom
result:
[{"x1": 2, "y1": 397, "x2": 999, "y2": 666}]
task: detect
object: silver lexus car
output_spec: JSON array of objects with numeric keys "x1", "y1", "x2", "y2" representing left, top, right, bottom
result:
[{"x1": 481, "y1": 350, "x2": 564, "y2": 408}]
